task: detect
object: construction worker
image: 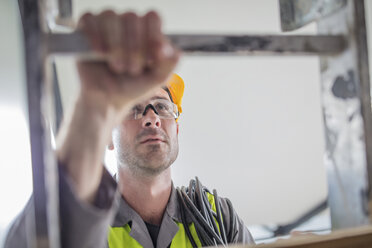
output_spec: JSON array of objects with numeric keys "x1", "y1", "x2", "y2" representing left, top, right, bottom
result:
[{"x1": 5, "y1": 11, "x2": 254, "y2": 248}]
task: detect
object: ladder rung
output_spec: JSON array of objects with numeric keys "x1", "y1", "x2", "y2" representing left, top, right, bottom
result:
[{"x1": 46, "y1": 33, "x2": 347, "y2": 56}]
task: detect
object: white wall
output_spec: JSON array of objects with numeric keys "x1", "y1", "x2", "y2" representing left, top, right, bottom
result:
[
  {"x1": 173, "y1": 56, "x2": 325, "y2": 225},
  {"x1": 0, "y1": 0, "x2": 32, "y2": 246}
]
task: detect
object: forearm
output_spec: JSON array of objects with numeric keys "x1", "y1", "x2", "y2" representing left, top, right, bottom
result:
[{"x1": 56, "y1": 94, "x2": 121, "y2": 203}]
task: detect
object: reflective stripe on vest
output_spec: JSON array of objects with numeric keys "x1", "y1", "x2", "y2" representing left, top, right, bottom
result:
[{"x1": 108, "y1": 192, "x2": 219, "y2": 248}]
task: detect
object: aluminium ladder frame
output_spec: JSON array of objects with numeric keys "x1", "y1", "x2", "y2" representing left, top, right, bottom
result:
[{"x1": 16, "y1": 0, "x2": 372, "y2": 247}]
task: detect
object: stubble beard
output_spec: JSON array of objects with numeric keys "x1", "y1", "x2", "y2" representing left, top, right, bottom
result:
[{"x1": 117, "y1": 133, "x2": 179, "y2": 177}]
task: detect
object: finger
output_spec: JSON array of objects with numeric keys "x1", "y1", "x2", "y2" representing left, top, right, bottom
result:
[
  {"x1": 77, "y1": 13, "x2": 104, "y2": 53},
  {"x1": 121, "y1": 12, "x2": 143, "y2": 76},
  {"x1": 144, "y1": 11, "x2": 163, "y2": 67},
  {"x1": 98, "y1": 10, "x2": 125, "y2": 73}
]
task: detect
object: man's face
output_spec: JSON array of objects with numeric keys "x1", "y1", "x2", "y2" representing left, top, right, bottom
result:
[{"x1": 111, "y1": 88, "x2": 179, "y2": 176}]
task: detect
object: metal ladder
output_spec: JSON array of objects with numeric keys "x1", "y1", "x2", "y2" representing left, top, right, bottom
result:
[{"x1": 16, "y1": 0, "x2": 372, "y2": 247}]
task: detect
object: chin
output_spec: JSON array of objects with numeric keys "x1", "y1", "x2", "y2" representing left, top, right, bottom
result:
[
  {"x1": 146, "y1": 155, "x2": 169, "y2": 167},
  {"x1": 141, "y1": 144, "x2": 169, "y2": 157},
  {"x1": 139, "y1": 160, "x2": 171, "y2": 176}
]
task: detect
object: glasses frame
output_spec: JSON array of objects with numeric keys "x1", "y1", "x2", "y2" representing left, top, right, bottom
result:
[{"x1": 128, "y1": 98, "x2": 179, "y2": 120}]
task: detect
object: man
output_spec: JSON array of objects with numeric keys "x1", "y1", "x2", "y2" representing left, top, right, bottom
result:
[{"x1": 5, "y1": 10, "x2": 254, "y2": 248}]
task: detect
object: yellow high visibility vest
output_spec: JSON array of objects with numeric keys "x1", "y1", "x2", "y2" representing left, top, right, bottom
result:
[{"x1": 108, "y1": 193, "x2": 219, "y2": 248}]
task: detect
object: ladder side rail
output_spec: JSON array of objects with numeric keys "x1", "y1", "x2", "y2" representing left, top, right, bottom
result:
[{"x1": 18, "y1": 0, "x2": 61, "y2": 247}]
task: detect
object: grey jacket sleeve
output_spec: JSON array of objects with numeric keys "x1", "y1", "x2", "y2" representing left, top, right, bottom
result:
[
  {"x1": 4, "y1": 166, "x2": 119, "y2": 248},
  {"x1": 3, "y1": 195, "x2": 35, "y2": 248},
  {"x1": 220, "y1": 197, "x2": 255, "y2": 245}
]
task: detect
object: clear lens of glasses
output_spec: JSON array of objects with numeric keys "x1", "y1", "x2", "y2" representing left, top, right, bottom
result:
[{"x1": 127, "y1": 99, "x2": 179, "y2": 120}]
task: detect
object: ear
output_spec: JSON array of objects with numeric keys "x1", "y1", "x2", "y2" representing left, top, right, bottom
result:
[{"x1": 108, "y1": 139, "x2": 115, "y2": 150}]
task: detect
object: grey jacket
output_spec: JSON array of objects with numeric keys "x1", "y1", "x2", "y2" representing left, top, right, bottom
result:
[
  {"x1": 5, "y1": 168, "x2": 254, "y2": 248},
  {"x1": 109, "y1": 185, "x2": 255, "y2": 247}
]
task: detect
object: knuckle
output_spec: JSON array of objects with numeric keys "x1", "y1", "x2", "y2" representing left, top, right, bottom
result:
[
  {"x1": 144, "y1": 11, "x2": 161, "y2": 27},
  {"x1": 80, "y1": 12, "x2": 94, "y2": 21},
  {"x1": 122, "y1": 12, "x2": 138, "y2": 21},
  {"x1": 144, "y1": 10, "x2": 159, "y2": 20},
  {"x1": 78, "y1": 12, "x2": 94, "y2": 27},
  {"x1": 99, "y1": 10, "x2": 117, "y2": 18}
]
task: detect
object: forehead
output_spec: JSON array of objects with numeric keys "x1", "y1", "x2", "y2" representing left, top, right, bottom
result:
[{"x1": 146, "y1": 88, "x2": 171, "y2": 101}]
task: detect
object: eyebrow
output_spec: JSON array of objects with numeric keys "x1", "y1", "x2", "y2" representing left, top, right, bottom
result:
[{"x1": 150, "y1": 96, "x2": 169, "y2": 101}]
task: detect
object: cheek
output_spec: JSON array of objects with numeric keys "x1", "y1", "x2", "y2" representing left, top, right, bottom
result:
[
  {"x1": 164, "y1": 121, "x2": 178, "y2": 140},
  {"x1": 114, "y1": 122, "x2": 138, "y2": 146}
]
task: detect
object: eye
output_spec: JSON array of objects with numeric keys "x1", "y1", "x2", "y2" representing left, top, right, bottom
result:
[
  {"x1": 157, "y1": 103, "x2": 165, "y2": 110},
  {"x1": 130, "y1": 105, "x2": 144, "y2": 117},
  {"x1": 155, "y1": 103, "x2": 169, "y2": 111},
  {"x1": 133, "y1": 105, "x2": 143, "y2": 112}
]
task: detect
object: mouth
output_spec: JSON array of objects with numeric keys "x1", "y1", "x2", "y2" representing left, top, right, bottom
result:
[{"x1": 140, "y1": 137, "x2": 165, "y2": 144}]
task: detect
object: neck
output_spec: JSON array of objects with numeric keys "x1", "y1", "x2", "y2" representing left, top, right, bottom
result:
[{"x1": 118, "y1": 167, "x2": 172, "y2": 225}]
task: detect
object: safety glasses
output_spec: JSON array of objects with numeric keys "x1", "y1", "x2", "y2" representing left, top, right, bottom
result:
[{"x1": 126, "y1": 98, "x2": 179, "y2": 120}]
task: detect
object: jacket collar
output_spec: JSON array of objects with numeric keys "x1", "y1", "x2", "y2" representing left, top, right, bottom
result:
[
  {"x1": 112, "y1": 182, "x2": 186, "y2": 228},
  {"x1": 111, "y1": 182, "x2": 187, "y2": 248}
]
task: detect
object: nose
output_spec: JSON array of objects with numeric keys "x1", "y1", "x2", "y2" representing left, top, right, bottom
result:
[{"x1": 142, "y1": 108, "x2": 161, "y2": 128}]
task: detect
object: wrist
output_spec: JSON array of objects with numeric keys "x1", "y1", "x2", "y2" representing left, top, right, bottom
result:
[{"x1": 77, "y1": 90, "x2": 131, "y2": 126}]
